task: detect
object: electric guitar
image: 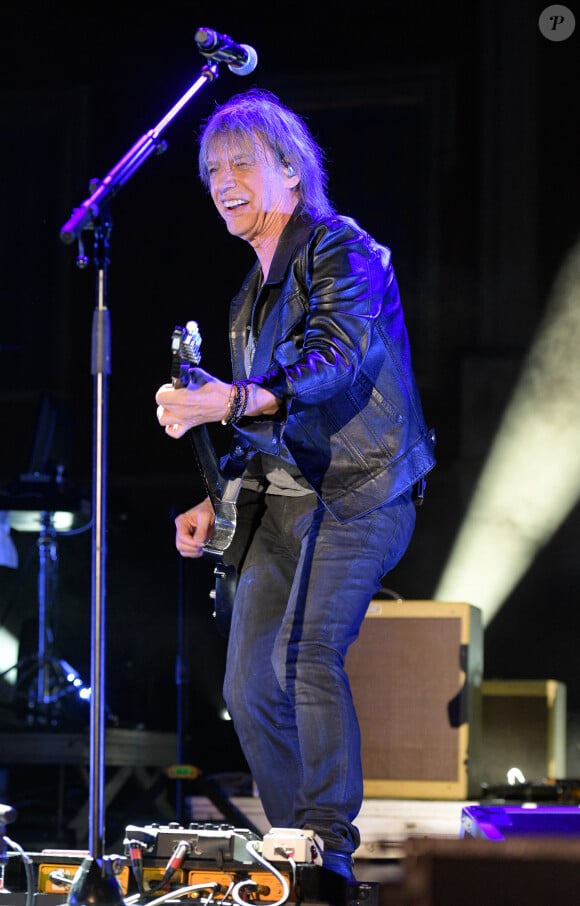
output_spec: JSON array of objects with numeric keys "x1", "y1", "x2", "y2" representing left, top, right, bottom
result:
[{"x1": 170, "y1": 321, "x2": 240, "y2": 635}]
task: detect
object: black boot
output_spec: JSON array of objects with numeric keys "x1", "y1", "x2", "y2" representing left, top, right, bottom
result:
[{"x1": 321, "y1": 849, "x2": 357, "y2": 884}]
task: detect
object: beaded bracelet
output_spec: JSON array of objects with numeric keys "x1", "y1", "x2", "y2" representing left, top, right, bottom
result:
[
  {"x1": 221, "y1": 380, "x2": 249, "y2": 426},
  {"x1": 221, "y1": 385, "x2": 236, "y2": 425},
  {"x1": 235, "y1": 381, "x2": 249, "y2": 423}
]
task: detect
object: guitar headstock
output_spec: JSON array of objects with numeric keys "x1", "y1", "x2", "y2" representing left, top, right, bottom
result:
[{"x1": 171, "y1": 320, "x2": 202, "y2": 387}]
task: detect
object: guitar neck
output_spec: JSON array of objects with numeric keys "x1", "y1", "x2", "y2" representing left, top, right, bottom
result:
[{"x1": 186, "y1": 425, "x2": 226, "y2": 508}]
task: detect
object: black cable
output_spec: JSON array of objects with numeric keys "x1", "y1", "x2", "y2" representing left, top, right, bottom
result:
[{"x1": 3, "y1": 835, "x2": 35, "y2": 906}]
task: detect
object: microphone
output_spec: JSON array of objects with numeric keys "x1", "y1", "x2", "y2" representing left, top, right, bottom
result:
[{"x1": 194, "y1": 27, "x2": 258, "y2": 76}]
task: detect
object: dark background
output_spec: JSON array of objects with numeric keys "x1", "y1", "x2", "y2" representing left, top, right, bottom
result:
[{"x1": 1, "y1": 0, "x2": 579, "y2": 796}]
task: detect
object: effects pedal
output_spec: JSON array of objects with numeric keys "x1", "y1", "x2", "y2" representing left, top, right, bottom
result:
[
  {"x1": 261, "y1": 828, "x2": 323, "y2": 865},
  {"x1": 124, "y1": 821, "x2": 261, "y2": 865}
]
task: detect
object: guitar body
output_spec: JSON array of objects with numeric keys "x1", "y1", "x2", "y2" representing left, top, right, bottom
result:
[
  {"x1": 210, "y1": 484, "x2": 267, "y2": 639},
  {"x1": 170, "y1": 321, "x2": 243, "y2": 635},
  {"x1": 211, "y1": 563, "x2": 238, "y2": 639}
]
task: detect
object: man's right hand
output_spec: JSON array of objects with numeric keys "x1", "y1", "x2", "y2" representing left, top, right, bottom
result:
[{"x1": 175, "y1": 497, "x2": 215, "y2": 558}]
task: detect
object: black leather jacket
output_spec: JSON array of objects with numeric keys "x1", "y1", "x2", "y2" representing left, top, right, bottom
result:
[{"x1": 224, "y1": 210, "x2": 436, "y2": 523}]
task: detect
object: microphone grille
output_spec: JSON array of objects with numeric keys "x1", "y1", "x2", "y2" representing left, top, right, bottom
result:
[{"x1": 229, "y1": 44, "x2": 258, "y2": 77}]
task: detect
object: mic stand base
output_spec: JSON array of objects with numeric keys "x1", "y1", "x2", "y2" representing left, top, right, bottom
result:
[{"x1": 66, "y1": 855, "x2": 125, "y2": 906}]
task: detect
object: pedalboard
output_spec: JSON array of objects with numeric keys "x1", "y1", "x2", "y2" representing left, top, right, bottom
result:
[
  {"x1": 121, "y1": 822, "x2": 379, "y2": 905},
  {"x1": 4, "y1": 827, "x2": 380, "y2": 906}
]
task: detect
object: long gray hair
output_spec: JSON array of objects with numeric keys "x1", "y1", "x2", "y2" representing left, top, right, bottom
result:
[{"x1": 198, "y1": 88, "x2": 335, "y2": 219}]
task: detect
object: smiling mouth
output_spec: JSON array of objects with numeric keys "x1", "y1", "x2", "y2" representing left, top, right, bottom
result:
[{"x1": 223, "y1": 199, "x2": 247, "y2": 210}]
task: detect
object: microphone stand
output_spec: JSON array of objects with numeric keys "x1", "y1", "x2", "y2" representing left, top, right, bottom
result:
[{"x1": 59, "y1": 58, "x2": 222, "y2": 880}]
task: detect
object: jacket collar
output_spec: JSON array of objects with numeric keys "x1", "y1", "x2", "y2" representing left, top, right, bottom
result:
[
  {"x1": 230, "y1": 209, "x2": 318, "y2": 376},
  {"x1": 264, "y1": 208, "x2": 317, "y2": 285}
]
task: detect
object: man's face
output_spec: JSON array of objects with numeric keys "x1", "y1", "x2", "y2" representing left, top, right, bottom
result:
[{"x1": 206, "y1": 136, "x2": 298, "y2": 244}]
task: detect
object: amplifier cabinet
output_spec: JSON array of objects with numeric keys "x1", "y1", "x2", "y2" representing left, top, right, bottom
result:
[
  {"x1": 480, "y1": 679, "x2": 567, "y2": 785},
  {"x1": 345, "y1": 599, "x2": 483, "y2": 800}
]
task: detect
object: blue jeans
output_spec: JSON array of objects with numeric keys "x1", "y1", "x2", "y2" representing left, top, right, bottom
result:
[{"x1": 223, "y1": 489, "x2": 417, "y2": 855}]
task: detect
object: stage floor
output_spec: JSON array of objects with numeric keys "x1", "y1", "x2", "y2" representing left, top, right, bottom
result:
[{"x1": 188, "y1": 794, "x2": 475, "y2": 860}]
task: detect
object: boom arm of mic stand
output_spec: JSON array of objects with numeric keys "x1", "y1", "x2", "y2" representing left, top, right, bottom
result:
[{"x1": 59, "y1": 63, "x2": 219, "y2": 245}]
